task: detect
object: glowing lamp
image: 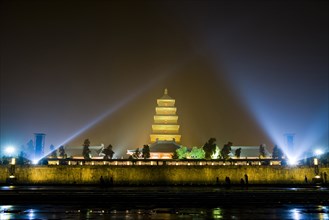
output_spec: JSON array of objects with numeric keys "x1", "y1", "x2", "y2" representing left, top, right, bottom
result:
[
  {"x1": 288, "y1": 158, "x2": 297, "y2": 166},
  {"x1": 5, "y1": 146, "x2": 15, "y2": 155},
  {"x1": 315, "y1": 149, "x2": 323, "y2": 156}
]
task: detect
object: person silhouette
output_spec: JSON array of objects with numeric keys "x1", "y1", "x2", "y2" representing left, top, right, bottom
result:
[
  {"x1": 244, "y1": 174, "x2": 249, "y2": 185},
  {"x1": 100, "y1": 176, "x2": 105, "y2": 185}
]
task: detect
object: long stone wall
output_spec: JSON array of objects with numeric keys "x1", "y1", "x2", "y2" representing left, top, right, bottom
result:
[{"x1": 0, "y1": 165, "x2": 328, "y2": 185}]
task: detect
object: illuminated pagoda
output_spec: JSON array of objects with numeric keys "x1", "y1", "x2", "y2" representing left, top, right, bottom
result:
[
  {"x1": 127, "y1": 88, "x2": 181, "y2": 159},
  {"x1": 150, "y1": 88, "x2": 181, "y2": 144},
  {"x1": 148, "y1": 88, "x2": 181, "y2": 159}
]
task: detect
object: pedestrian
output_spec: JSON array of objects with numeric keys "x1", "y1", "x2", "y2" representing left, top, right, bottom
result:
[
  {"x1": 225, "y1": 176, "x2": 231, "y2": 185},
  {"x1": 240, "y1": 178, "x2": 245, "y2": 185},
  {"x1": 324, "y1": 172, "x2": 327, "y2": 183},
  {"x1": 304, "y1": 175, "x2": 308, "y2": 184},
  {"x1": 100, "y1": 176, "x2": 105, "y2": 185},
  {"x1": 244, "y1": 174, "x2": 249, "y2": 185}
]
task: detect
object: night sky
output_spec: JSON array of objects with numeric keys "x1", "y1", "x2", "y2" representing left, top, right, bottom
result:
[{"x1": 1, "y1": 0, "x2": 328, "y2": 157}]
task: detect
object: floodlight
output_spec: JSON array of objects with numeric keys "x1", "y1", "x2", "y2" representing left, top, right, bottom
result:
[
  {"x1": 32, "y1": 159, "x2": 39, "y2": 165},
  {"x1": 315, "y1": 149, "x2": 323, "y2": 156},
  {"x1": 288, "y1": 157, "x2": 297, "y2": 166},
  {"x1": 4, "y1": 146, "x2": 15, "y2": 155}
]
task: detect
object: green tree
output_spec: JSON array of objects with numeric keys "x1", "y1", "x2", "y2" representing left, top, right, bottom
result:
[
  {"x1": 190, "y1": 147, "x2": 205, "y2": 159},
  {"x1": 212, "y1": 145, "x2": 221, "y2": 159},
  {"x1": 176, "y1": 146, "x2": 188, "y2": 159},
  {"x1": 203, "y1": 138, "x2": 217, "y2": 159}
]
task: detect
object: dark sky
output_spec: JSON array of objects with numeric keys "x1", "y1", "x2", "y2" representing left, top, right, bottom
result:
[{"x1": 1, "y1": 0, "x2": 328, "y2": 157}]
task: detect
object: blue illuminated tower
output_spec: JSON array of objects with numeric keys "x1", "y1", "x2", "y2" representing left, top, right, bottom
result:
[{"x1": 34, "y1": 133, "x2": 46, "y2": 159}]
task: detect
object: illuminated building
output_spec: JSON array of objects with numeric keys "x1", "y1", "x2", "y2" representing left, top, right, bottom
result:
[
  {"x1": 34, "y1": 133, "x2": 46, "y2": 159},
  {"x1": 127, "y1": 88, "x2": 181, "y2": 159},
  {"x1": 150, "y1": 88, "x2": 181, "y2": 143}
]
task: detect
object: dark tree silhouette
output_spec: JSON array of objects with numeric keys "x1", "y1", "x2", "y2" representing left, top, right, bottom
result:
[
  {"x1": 203, "y1": 138, "x2": 217, "y2": 159},
  {"x1": 102, "y1": 144, "x2": 115, "y2": 159},
  {"x1": 132, "y1": 148, "x2": 141, "y2": 159},
  {"x1": 277, "y1": 147, "x2": 284, "y2": 160},
  {"x1": 142, "y1": 145, "x2": 150, "y2": 159},
  {"x1": 221, "y1": 142, "x2": 233, "y2": 160},
  {"x1": 172, "y1": 151, "x2": 178, "y2": 159},
  {"x1": 102, "y1": 144, "x2": 114, "y2": 160},
  {"x1": 49, "y1": 144, "x2": 57, "y2": 158},
  {"x1": 82, "y1": 139, "x2": 91, "y2": 159},
  {"x1": 272, "y1": 145, "x2": 279, "y2": 159},
  {"x1": 17, "y1": 151, "x2": 30, "y2": 165},
  {"x1": 259, "y1": 144, "x2": 266, "y2": 158},
  {"x1": 58, "y1": 146, "x2": 65, "y2": 157},
  {"x1": 235, "y1": 148, "x2": 241, "y2": 158}
]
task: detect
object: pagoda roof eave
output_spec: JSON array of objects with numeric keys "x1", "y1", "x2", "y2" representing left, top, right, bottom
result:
[{"x1": 159, "y1": 94, "x2": 173, "y2": 99}]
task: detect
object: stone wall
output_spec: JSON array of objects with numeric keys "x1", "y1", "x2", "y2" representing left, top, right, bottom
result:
[{"x1": 0, "y1": 165, "x2": 328, "y2": 185}]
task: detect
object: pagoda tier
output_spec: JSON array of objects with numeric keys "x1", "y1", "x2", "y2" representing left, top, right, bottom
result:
[
  {"x1": 155, "y1": 107, "x2": 177, "y2": 115},
  {"x1": 150, "y1": 88, "x2": 181, "y2": 143},
  {"x1": 154, "y1": 115, "x2": 178, "y2": 124},
  {"x1": 150, "y1": 134, "x2": 181, "y2": 143},
  {"x1": 157, "y1": 99, "x2": 175, "y2": 107},
  {"x1": 152, "y1": 124, "x2": 180, "y2": 133}
]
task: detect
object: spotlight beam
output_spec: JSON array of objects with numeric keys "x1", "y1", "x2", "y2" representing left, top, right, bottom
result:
[{"x1": 34, "y1": 74, "x2": 169, "y2": 162}]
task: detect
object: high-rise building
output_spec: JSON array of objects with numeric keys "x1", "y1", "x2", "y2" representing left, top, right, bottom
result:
[{"x1": 34, "y1": 133, "x2": 46, "y2": 159}]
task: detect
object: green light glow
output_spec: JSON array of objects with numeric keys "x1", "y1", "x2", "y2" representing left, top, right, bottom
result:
[
  {"x1": 212, "y1": 208, "x2": 222, "y2": 219},
  {"x1": 211, "y1": 146, "x2": 220, "y2": 159}
]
